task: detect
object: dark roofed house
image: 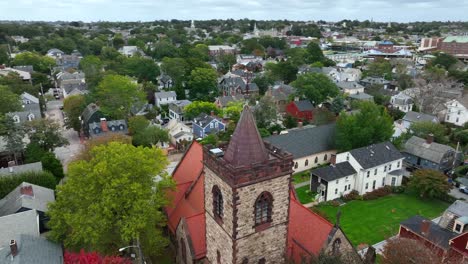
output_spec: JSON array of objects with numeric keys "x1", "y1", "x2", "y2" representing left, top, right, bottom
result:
[
  {"x1": 266, "y1": 83, "x2": 296, "y2": 113},
  {"x1": 88, "y1": 118, "x2": 128, "y2": 138},
  {"x1": 168, "y1": 100, "x2": 192, "y2": 121},
  {"x1": 402, "y1": 111, "x2": 439, "y2": 130},
  {"x1": 348, "y1": 92, "x2": 374, "y2": 102},
  {"x1": 311, "y1": 161, "x2": 357, "y2": 202},
  {"x1": 265, "y1": 123, "x2": 337, "y2": 173},
  {"x1": 192, "y1": 113, "x2": 225, "y2": 139},
  {"x1": 0, "y1": 162, "x2": 43, "y2": 177},
  {"x1": 81, "y1": 103, "x2": 105, "y2": 137},
  {"x1": 218, "y1": 73, "x2": 259, "y2": 96},
  {"x1": 286, "y1": 99, "x2": 314, "y2": 121}
]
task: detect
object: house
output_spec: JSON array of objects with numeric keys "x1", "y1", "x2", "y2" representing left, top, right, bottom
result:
[
  {"x1": 0, "y1": 182, "x2": 55, "y2": 233},
  {"x1": 265, "y1": 83, "x2": 296, "y2": 113},
  {"x1": 168, "y1": 100, "x2": 192, "y2": 121},
  {"x1": 12, "y1": 65, "x2": 34, "y2": 74},
  {"x1": 311, "y1": 142, "x2": 405, "y2": 202},
  {"x1": 359, "y1": 77, "x2": 391, "y2": 88},
  {"x1": 398, "y1": 201, "x2": 468, "y2": 262},
  {"x1": 81, "y1": 103, "x2": 105, "y2": 137},
  {"x1": 348, "y1": 92, "x2": 374, "y2": 102},
  {"x1": 155, "y1": 91, "x2": 177, "y2": 108},
  {"x1": 0, "y1": 162, "x2": 43, "y2": 177},
  {"x1": 158, "y1": 74, "x2": 174, "y2": 89},
  {"x1": 165, "y1": 106, "x2": 359, "y2": 264},
  {"x1": 390, "y1": 92, "x2": 414, "y2": 113},
  {"x1": 0, "y1": 210, "x2": 63, "y2": 264},
  {"x1": 401, "y1": 111, "x2": 439, "y2": 130},
  {"x1": 403, "y1": 135, "x2": 458, "y2": 172},
  {"x1": 192, "y1": 113, "x2": 225, "y2": 139},
  {"x1": 164, "y1": 119, "x2": 193, "y2": 148},
  {"x1": 88, "y1": 118, "x2": 127, "y2": 138},
  {"x1": 285, "y1": 100, "x2": 314, "y2": 121},
  {"x1": 7, "y1": 92, "x2": 41, "y2": 124},
  {"x1": 0, "y1": 67, "x2": 31, "y2": 81},
  {"x1": 323, "y1": 67, "x2": 362, "y2": 82},
  {"x1": 214, "y1": 95, "x2": 245, "y2": 109},
  {"x1": 439, "y1": 36, "x2": 468, "y2": 61},
  {"x1": 46, "y1": 48, "x2": 64, "y2": 58},
  {"x1": 218, "y1": 72, "x2": 259, "y2": 96},
  {"x1": 61, "y1": 79, "x2": 87, "y2": 98},
  {"x1": 443, "y1": 98, "x2": 468, "y2": 127},
  {"x1": 56, "y1": 54, "x2": 81, "y2": 70},
  {"x1": 208, "y1": 45, "x2": 236, "y2": 56},
  {"x1": 336, "y1": 81, "x2": 365, "y2": 95},
  {"x1": 118, "y1": 46, "x2": 140, "y2": 57},
  {"x1": 265, "y1": 123, "x2": 337, "y2": 173}
]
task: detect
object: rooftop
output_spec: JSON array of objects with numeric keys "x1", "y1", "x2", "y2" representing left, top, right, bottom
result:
[
  {"x1": 311, "y1": 162, "x2": 356, "y2": 182},
  {"x1": 0, "y1": 182, "x2": 55, "y2": 217},
  {"x1": 349, "y1": 142, "x2": 403, "y2": 169},
  {"x1": 403, "y1": 136, "x2": 455, "y2": 164},
  {"x1": 401, "y1": 215, "x2": 456, "y2": 250}
]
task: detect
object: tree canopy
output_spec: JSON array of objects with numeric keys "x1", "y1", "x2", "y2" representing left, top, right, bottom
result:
[
  {"x1": 47, "y1": 142, "x2": 174, "y2": 257},
  {"x1": 63, "y1": 95, "x2": 86, "y2": 132},
  {"x1": 254, "y1": 95, "x2": 278, "y2": 129},
  {"x1": 12, "y1": 52, "x2": 56, "y2": 73},
  {"x1": 409, "y1": 121, "x2": 448, "y2": 144},
  {"x1": 188, "y1": 67, "x2": 218, "y2": 101},
  {"x1": 291, "y1": 73, "x2": 340, "y2": 105},
  {"x1": 0, "y1": 85, "x2": 21, "y2": 115},
  {"x1": 408, "y1": 169, "x2": 451, "y2": 198},
  {"x1": 184, "y1": 101, "x2": 219, "y2": 120},
  {"x1": 336, "y1": 102, "x2": 394, "y2": 151},
  {"x1": 25, "y1": 119, "x2": 68, "y2": 151}
]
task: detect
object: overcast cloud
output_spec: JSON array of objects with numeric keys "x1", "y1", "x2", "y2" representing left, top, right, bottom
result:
[{"x1": 0, "y1": 0, "x2": 466, "y2": 22}]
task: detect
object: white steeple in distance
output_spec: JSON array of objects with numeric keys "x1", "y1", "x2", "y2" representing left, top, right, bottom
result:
[{"x1": 191, "y1": 20, "x2": 195, "y2": 29}]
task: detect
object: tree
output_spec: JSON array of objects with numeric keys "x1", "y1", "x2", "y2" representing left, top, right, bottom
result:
[
  {"x1": 94, "y1": 74, "x2": 145, "y2": 119},
  {"x1": 336, "y1": 102, "x2": 394, "y2": 151},
  {"x1": 253, "y1": 95, "x2": 277, "y2": 128},
  {"x1": 128, "y1": 116, "x2": 150, "y2": 136},
  {"x1": 284, "y1": 115, "x2": 298, "y2": 129},
  {"x1": 184, "y1": 101, "x2": 219, "y2": 120},
  {"x1": 12, "y1": 52, "x2": 56, "y2": 74},
  {"x1": 0, "y1": 116, "x2": 25, "y2": 163},
  {"x1": 264, "y1": 61, "x2": 298, "y2": 84},
  {"x1": 216, "y1": 53, "x2": 236, "y2": 74},
  {"x1": 189, "y1": 44, "x2": 209, "y2": 61},
  {"x1": 188, "y1": 67, "x2": 218, "y2": 101},
  {"x1": 285, "y1": 48, "x2": 308, "y2": 67},
  {"x1": 330, "y1": 95, "x2": 345, "y2": 114},
  {"x1": 366, "y1": 58, "x2": 392, "y2": 79},
  {"x1": 0, "y1": 171, "x2": 56, "y2": 198},
  {"x1": 430, "y1": 52, "x2": 458, "y2": 70},
  {"x1": 132, "y1": 126, "x2": 170, "y2": 147},
  {"x1": 25, "y1": 119, "x2": 68, "y2": 151},
  {"x1": 409, "y1": 121, "x2": 447, "y2": 144},
  {"x1": 0, "y1": 45, "x2": 9, "y2": 65},
  {"x1": 63, "y1": 95, "x2": 86, "y2": 132},
  {"x1": 79, "y1": 55, "x2": 103, "y2": 89},
  {"x1": 47, "y1": 142, "x2": 174, "y2": 257},
  {"x1": 381, "y1": 237, "x2": 443, "y2": 264},
  {"x1": 305, "y1": 42, "x2": 325, "y2": 64},
  {"x1": 291, "y1": 73, "x2": 340, "y2": 105},
  {"x1": 121, "y1": 56, "x2": 160, "y2": 83},
  {"x1": 252, "y1": 75, "x2": 273, "y2": 95},
  {"x1": 160, "y1": 57, "x2": 188, "y2": 87},
  {"x1": 313, "y1": 108, "x2": 336, "y2": 126},
  {"x1": 0, "y1": 85, "x2": 21, "y2": 115},
  {"x1": 40, "y1": 152, "x2": 64, "y2": 182},
  {"x1": 223, "y1": 101, "x2": 244, "y2": 122},
  {"x1": 76, "y1": 134, "x2": 132, "y2": 162},
  {"x1": 408, "y1": 169, "x2": 451, "y2": 198}
]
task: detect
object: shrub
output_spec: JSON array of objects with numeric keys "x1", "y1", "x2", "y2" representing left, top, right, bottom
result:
[
  {"x1": 343, "y1": 190, "x2": 360, "y2": 201},
  {"x1": 329, "y1": 200, "x2": 341, "y2": 207},
  {"x1": 311, "y1": 207, "x2": 333, "y2": 222},
  {"x1": 391, "y1": 185, "x2": 406, "y2": 194},
  {"x1": 0, "y1": 171, "x2": 56, "y2": 198},
  {"x1": 363, "y1": 186, "x2": 392, "y2": 200}
]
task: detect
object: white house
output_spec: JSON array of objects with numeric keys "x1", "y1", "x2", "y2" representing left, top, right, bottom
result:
[
  {"x1": 443, "y1": 99, "x2": 468, "y2": 127},
  {"x1": 168, "y1": 100, "x2": 191, "y2": 121},
  {"x1": 311, "y1": 142, "x2": 404, "y2": 202},
  {"x1": 390, "y1": 92, "x2": 414, "y2": 113},
  {"x1": 336, "y1": 81, "x2": 365, "y2": 95},
  {"x1": 401, "y1": 111, "x2": 439, "y2": 130},
  {"x1": 155, "y1": 91, "x2": 177, "y2": 108},
  {"x1": 164, "y1": 119, "x2": 193, "y2": 146},
  {"x1": 118, "y1": 46, "x2": 140, "y2": 57}
]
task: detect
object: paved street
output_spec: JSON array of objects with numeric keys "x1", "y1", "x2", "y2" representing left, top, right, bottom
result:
[
  {"x1": 450, "y1": 187, "x2": 468, "y2": 200},
  {"x1": 45, "y1": 99, "x2": 83, "y2": 172}
]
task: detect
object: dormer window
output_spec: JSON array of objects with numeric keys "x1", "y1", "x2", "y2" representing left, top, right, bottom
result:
[{"x1": 13, "y1": 115, "x2": 20, "y2": 123}]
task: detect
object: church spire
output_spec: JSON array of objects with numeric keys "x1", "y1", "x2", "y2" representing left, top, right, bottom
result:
[{"x1": 223, "y1": 105, "x2": 269, "y2": 167}]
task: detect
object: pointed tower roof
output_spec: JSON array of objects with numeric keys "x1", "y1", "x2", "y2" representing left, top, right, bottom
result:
[{"x1": 223, "y1": 105, "x2": 269, "y2": 167}]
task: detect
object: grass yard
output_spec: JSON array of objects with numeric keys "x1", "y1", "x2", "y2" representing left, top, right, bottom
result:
[
  {"x1": 295, "y1": 185, "x2": 316, "y2": 204},
  {"x1": 292, "y1": 171, "x2": 310, "y2": 184},
  {"x1": 314, "y1": 194, "x2": 450, "y2": 247}
]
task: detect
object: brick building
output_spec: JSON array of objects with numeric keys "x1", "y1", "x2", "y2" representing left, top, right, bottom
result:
[
  {"x1": 165, "y1": 106, "x2": 360, "y2": 263},
  {"x1": 439, "y1": 36, "x2": 468, "y2": 61}
]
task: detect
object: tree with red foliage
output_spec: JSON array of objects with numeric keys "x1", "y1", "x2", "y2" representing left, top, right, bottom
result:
[{"x1": 64, "y1": 250, "x2": 132, "y2": 264}]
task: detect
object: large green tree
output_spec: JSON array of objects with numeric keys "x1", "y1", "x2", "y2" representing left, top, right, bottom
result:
[
  {"x1": 12, "y1": 52, "x2": 56, "y2": 73},
  {"x1": 47, "y1": 142, "x2": 174, "y2": 257},
  {"x1": 409, "y1": 121, "x2": 447, "y2": 144},
  {"x1": 160, "y1": 57, "x2": 188, "y2": 87},
  {"x1": 132, "y1": 126, "x2": 170, "y2": 147},
  {"x1": 336, "y1": 102, "x2": 394, "y2": 151},
  {"x1": 188, "y1": 67, "x2": 218, "y2": 101},
  {"x1": 254, "y1": 95, "x2": 277, "y2": 128},
  {"x1": 430, "y1": 52, "x2": 458, "y2": 70},
  {"x1": 0, "y1": 85, "x2": 21, "y2": 115},
  {"x1": 25, "y1": 119, "x2": 68, "y2": 151},
  {"x1": 0, "y1": 116, "x2": 25, "y2": 163},
  {"x1": 408, "y1": 169, "x2": 451, "y2": 198},
  {"x1": 79, "y1": 55, "x2": 103, "y2": 89},
  {"x1": 265, "y1": 61, "x2": 298, "y2": 84},
  {"x1": 121, "y1": 55, "x2": 160, "y2": 83},
  {"x1": 63, "y1": 94, "x2": 86, "y2": 132},
  {"x1": 305, "y1": 42, "x2": 325, "y2": 64},
  {"x1": 291, "y1": 73, "x2": 340, "y2": 105},
  {"x1": 184, "y1": 101, "x2": 219, "y2": 120},
  {"x1": 94, "y1": 74, "x2": 145, "y2": 119}
]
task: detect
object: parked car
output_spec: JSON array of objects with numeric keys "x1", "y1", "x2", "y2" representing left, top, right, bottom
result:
[{"x1": 460, "y1": 186, "x2": 468, "y2": 194}]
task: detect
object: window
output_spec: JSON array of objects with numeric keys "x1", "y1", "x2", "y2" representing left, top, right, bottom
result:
[
  {"x1": 210, "y1": 123, "x2": 214, "y2": 128},
  {"x1": 336, "y1": 180, "x2": 339, "y2": 184},
  {"x1": 27, "y1": 113, "x2": 35, "y2": 121},
  {"x1": 217, "y1": 250, "x2": 221, "y2": 264},
  {"x1": 389, "y1": 164, "x2": 392, "y2": 171},
  {"x1": 180, "y1": 238, "x2": 187, "y2": 264},
  {"x1": 382, "y1": 177, "x2": 385, "y2": 186},
  {"x1": 372, "y1": 180, "x2": 376, "y2": 190},
  {"x1": 346, "y1": 154, "x2": 349, "y2": 161},
  {"x1": 315, "y1": 157, "x2": 318, "y2": 164},
  {"x1": 258, "y1": 258, "x2": 266, "y2": 264},
  {"x1": 458, "y1": 110, "x2": 461, "y2": 115},
  {"x1": 332, "y1": 238, "x2": 342, "y2": 255},
  {"x1": 305, "y1": 159, "x2": 309, "y2": 167},
  {"x1": 255, "y1": 192, "x2": 273, "y2": 226},
  {"x1": 367, "y1": 171, "x2": 370, "y2": 178},
  {"x1": 397, "y1": 161, "x2": 400, "y2": 168},
  {"x1": 384, "y1": 166, "x2": 387, "y2": 172},
  {"x1": 344, "y1": 185, "x2": 347, "y2": 191},
  {"x1": 455, "y1": 224, "x2": 462, "y2": 233},
  {"x1": 345, "y1": 176, "x2": 348, "y2": 181},
  {"x1": 335, "y1": 188, "x2": 338, "y2": 194},
  {"x1": 215, "y1": 122, "x2": 218, "y2": 128},
  {"x1": 391, "y1": 177, "x2": 396, "y2": 186},
  {"x1": 324, "y1": 154, "x2": 328, "y2": 161},
  {"x1": 374, "y1": 169, "x2": 377, "y2": 175},
  {"x1": 456, "y1": 118, "x2": 459, "y2": 123},
  {"x1": 294, "y1": 162, "x2": 298, "y2": 169},
  {"x1": 348, "y1": 184, "x2": 351, "y2": 190},
  {"x1": 365, "y1": 183, "x2": 368, "y2": 190},
  {"x1": 212, "y1": 186, "x2": 223, "y2": 219}
]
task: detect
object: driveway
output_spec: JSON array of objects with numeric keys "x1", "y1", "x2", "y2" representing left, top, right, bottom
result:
[{"x1": 450, "y1": 187, "x2": 468, "y2": 200}]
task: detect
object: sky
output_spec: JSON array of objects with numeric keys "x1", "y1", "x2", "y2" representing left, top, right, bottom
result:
[{"x1": 1, "y1": 0, "x2": 467, "y2": 22}]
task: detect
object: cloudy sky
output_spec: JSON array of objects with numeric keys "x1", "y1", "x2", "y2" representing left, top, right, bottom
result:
[{"x1": 1, "y1": 0, "x2": 467, "y2": 22}]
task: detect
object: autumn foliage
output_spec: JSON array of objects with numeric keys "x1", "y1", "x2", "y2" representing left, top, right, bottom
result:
[{"x1": 64, "y1": 250, "x2": 131, "y2": 264}]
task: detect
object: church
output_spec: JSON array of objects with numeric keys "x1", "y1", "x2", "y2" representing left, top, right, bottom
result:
[{"x1": 165, "y1": 106, "x2": 360, "y2": 263}]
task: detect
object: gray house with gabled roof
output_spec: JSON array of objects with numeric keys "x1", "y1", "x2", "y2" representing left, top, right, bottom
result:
[{"x1": 7, "y1": 93, "x2": 41, "y2": 124}]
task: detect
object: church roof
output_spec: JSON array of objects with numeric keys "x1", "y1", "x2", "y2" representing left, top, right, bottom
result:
[{"x1": 223, "y1": 105, "x2": 269, "y2": 167}]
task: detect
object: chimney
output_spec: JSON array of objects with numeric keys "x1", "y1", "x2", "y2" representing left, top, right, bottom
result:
[
  {"x1": 20, "y1": 185, "x2": 34, "y2": 197},
  {"x1": 210, "y1": 110, "x2": 215, "y2": 117},
  {"x1": 100, "y1": 118, "x2": 108, "y2": 132},
  {"x1": 10, "y1": 240, "x2": 18, "y2": 257},
  {"x1": 294, "y1": 96, "x2": 299, "y2": 102},
  {"x1": 297, "y1": 121, "x2": 303, "y2": 128},
  {"x1": 426, "y1": 134, "x2": 434, "y2": 144},
  {"x1": 421, "y1": 220, "x2": 431, "y2": 236},
  {"x1": 330, "y1": 154, "x2": 337, "y2": 165}
]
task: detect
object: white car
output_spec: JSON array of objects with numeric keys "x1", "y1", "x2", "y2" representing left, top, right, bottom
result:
[{"x1": 460, "y1": 186, "x2": 468, "y2": 194}]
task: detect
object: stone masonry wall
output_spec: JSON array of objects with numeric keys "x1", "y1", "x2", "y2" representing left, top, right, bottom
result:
[
  {"x1": 175, "y1": 219, "x2": 194, "y2": 264},
  {"x1": 324, "y1": 228, "x2": 361, "y2": 264}
]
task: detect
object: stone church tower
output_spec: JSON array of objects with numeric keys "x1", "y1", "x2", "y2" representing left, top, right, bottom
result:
[{"x1": 203, "y1": 106, "x2": 293, "y2": 264}]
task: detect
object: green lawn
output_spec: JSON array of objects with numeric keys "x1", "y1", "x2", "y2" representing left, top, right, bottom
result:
[
  {"x1": 292, "y1": 171, "x2": 310, "y2": 184},
  {"x1": 296, "y1": 185, "x2": 316, "y2": 204},
  {"x1": 314, "y1": 194, "x2": 450, "y2": 247}
]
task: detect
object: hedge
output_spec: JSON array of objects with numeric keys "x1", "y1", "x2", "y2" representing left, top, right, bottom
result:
[{"x1": 0, "y1": 171, "x2": 57, "y2": 199}]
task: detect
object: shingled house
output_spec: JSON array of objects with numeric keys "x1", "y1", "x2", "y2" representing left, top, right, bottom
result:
[
  {"x1": 285, "y1": 100, "x2": 314, "y2": 122},
  {"x1": 165, "y1": 106, "x2": 360, "y2": 264}
]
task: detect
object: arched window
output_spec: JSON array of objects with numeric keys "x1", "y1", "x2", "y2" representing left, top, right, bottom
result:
[
  {"x1": 258, "y1": 258, "x2": 266, "y2": 264},
  {"x1": 254, "y1": 192, "x2": 273, "y2": 226},
  {"x1": 212, "y1": 185, "x2": 223, "y2": 219},
  {"x1": 180, "y1": 238, "x2": 187, "y2": 264},
  {"x1": 242, "y1": 257, "x2": 249, "y2": 264},
  {"x1": 332, "y1": 238, "x2": 342, "y2": 255},
  {"x1": 314, "y1": 157, "x2": 318, "y2": 164},
  {"x1": 305, "y1": 159, "x2": 309, "y2": 166},
  {"x1": 217, "y1": 250, "x2": 221, "y2": 264},
  {"x1": 324, "y1": 154, "x2": 328, "y2": 161}
]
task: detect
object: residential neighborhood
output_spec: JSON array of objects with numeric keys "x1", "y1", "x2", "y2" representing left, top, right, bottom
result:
[{"x1": 0, "y1": 7, "x2": 467, "y2": 264}]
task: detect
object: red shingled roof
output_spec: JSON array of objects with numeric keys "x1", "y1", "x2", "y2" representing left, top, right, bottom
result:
[
  {"x1": 165, "y1": 142, "x2": 206, "y2": 260},
  {"x1": 287, "y1": 190, "x2": 334, "y2": 262}
]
